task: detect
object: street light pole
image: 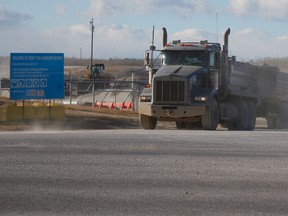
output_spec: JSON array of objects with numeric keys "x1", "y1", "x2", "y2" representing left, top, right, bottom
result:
[{"x1": 90, "y1": 18, "x2": 94, "y2": 79}]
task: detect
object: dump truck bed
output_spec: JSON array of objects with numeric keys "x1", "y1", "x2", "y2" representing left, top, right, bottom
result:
[
  {"x1": 227, "y1": 60, "x2": 258, "y2": 98},
  {"x1": 257, "y1": 65, "x2": 288, "y2": 102}
]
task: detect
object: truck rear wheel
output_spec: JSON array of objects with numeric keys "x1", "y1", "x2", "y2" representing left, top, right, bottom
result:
[
  {"x1": 202, "y1": 98, "x2": 219, "y2": 130},
  {"x1": 227, "y1": 99, "x2": 248, "y2": 130},
  {"x1": 246, "y1": 102, "x2": 256, "y2": 130},
  {"x1": 235, "y1": 100, "x2": 249, "y2": 130},
  {"x1": 139, "y1": 114, "x2": 157, "y2": 129},
  {"x1": 275, "y1": 118, "x2": 285, "y2": 129},
  {"x1": 266, "y1": 116, "x2": 276, "y2": 129},
  {"x1": 266, "y1": 116, "x2": 285, "y2": 129}
]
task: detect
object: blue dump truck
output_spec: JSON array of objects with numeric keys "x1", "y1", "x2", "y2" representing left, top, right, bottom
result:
[{"x1": 138, "y1": 27, "x2": 288, "y2": 130}]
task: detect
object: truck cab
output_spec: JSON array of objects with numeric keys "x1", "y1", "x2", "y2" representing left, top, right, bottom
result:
[{"x1": 138, "y1": 38, "x2": 222, "y2": 130}]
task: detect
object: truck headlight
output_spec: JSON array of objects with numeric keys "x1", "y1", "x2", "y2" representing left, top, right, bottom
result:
[
  {"x1": 194, "y1": 96, "x2": 207, "y2": 102},
  {"x1": 140, "y1": 95, "x2": 152, "y2": 102}
]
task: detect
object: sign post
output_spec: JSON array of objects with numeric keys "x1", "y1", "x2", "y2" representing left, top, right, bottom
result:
[{"x1": 10, "y1": 53, "x2": 64, "y2": 100}]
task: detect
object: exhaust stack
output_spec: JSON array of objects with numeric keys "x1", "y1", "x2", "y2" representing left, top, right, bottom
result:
[
  {"x1": 223, "y1": 28, "x2": 230, "y2": 55},
  {"x1": 220, "y1": 28, "x2": 231, "y2": 100},
  {"x1": 162, "y1": 27, "x2": 167, "y2": 47}
]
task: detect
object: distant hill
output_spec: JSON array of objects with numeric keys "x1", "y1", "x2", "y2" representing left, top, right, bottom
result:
[
  {"x1": 2, "y1": 56, "x2": 288, "y2": 80},
  {"x1": 64, "y1": 57, "x2": 143, "y2": 67},
  {"x1": 0, "y1": 57, "x2": 144, "y2": 79}
]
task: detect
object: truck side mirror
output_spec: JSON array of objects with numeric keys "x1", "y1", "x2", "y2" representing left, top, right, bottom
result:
[{"x1": 144, "y1": 52, "x2": 150, "y2": 66}]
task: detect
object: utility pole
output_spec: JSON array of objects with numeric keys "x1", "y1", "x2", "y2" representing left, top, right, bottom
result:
[
  {"x1": 90, "y1": 18, "x2": 94, "y2": 79},
  {"x1": 216, "y1": 13, "x2": 219, "y2": 43},
  {"x1": 151, "y1": 25, "x2": 155, "y2": 65}
]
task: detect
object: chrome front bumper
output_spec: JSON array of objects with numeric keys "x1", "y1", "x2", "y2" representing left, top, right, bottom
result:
[{"x1": 138, "y1": 103, "x2": 206, "y2": 118}]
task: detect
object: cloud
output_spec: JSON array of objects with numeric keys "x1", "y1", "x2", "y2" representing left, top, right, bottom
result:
[
  {"x1": 228, "y1": 28, "x2": 288, "y2": 60},
  {"x1": 0, "y1": 4, "x2": 33, "y2": 26},
  {"x1": 172, "y1": 28, "x2": 216, "y2": 42},
  {"x1": 55, "y1": 5, "x2": 66, "y2": 15},
  {"x1": 3, "y1": 23, "x2": 288, "y2": 61},
  {"x1": 0, "y1": 22, "x2": 149, "y2": 59},
  {"x1": 278, "y1": 35, "x2": 288, "y2": 41},
  {"x1": 92, "y1": 24, "x2": 148, "y2": 58},
  {"x1": 84, "y1": 0, "x2": 209, "y2": 20},
  {"x1": 1, "y1": 0, "x2": 288, "y2": 61},
  {"x1": 227, "y1": 0, "x2": 288, "y2": 21},
  {"x1": 164, "y1": 27, "x2": 288, "y2": 61},
  {"x1": 51, "y1": 23, "x2": 148, "y2": 58}
]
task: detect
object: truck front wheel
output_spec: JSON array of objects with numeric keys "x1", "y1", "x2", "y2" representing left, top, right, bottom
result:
[
  {"x1": 202, "y1": 98, "x2": 219, "y2": 130},
  {"x1": 139, "y1": 114, "x2": 157, "y2": 129}
]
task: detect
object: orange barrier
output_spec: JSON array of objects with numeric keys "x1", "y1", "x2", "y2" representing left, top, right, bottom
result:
[
  {"x1": 120, "y1": 102, "x2": 132, "y2": 110},
  {"x1": 94, "y1": 101, "x2": 100, "y2": 107},
  {"x1": 94, "y1": 101, "x2": 115, "y2": 109},
  {"x1": 94, "y1": 101, "x2": 132, "y2": 110}
]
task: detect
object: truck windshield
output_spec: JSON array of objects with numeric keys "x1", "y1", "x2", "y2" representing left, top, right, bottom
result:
[{"x1": 162, "y1": 51, "x2": 208, "y2": 66}]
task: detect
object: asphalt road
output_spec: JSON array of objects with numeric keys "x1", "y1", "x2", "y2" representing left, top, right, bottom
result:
[{"x1": 1, "y1": 129, "x2": 288, "y2": 216}]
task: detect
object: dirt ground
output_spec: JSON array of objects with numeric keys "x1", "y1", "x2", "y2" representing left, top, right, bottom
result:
[
  {"x1": 0, "y1": 97, "x2": 268, "y2": 131},
  {"x1": 0, "y1": 105, "x2": 140, "y2": 131},
  {"x1": 0, "y1": 109, "x2": 268, "y2": 131},
  {"x1": 0, "y1": 97, "x2": 173, "y2": 131}
]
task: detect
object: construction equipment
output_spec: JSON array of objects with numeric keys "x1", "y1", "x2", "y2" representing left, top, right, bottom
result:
[
  {"x1": 86, "y1": 63, "x2": 105, "y2": 79},
  {"x1": 138, "y1": 27, "x2": 288, "y2": 130}
]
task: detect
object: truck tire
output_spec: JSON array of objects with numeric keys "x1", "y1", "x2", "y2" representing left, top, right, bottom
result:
[
  {"x1": 235, "y1": 100, "x2": 249, "y2": 130},
  {"x1": 267, "y1": 116, "x2": 284, "y2": 129},
  {"x1": 266, "y1": 116, "x2": 276, "y2": 129},
  {"x1": 227, "y1": 122, "x2": 236, "y2": 130},
  {"x1": 139, "y1": 114, "x2": 157, "y2": 129},
  {"x1": 275, "y1": 117, "x2": 285, "y2": 129},
  {"x1": 246, "y1": 102, "x2": 256, "y2": 130},
  {"x1": 227, "y1": 99, "x2": 248, "y2": 131},
  {"x1": 266, "y1": 116, "x2": 279, "y2": 129},
  {"x1": 202, "y1": 98, "x2": 219, "y2": 130}
]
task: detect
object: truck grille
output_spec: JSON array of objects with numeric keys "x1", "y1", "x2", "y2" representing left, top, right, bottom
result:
[{"x1": 155, "y1": 81, "x2": 185, "y2": 102}]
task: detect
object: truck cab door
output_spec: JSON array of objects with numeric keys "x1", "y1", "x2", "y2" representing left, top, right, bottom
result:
[{"x1": 208, "y1": 52, "x2": 220, "y2": 90}]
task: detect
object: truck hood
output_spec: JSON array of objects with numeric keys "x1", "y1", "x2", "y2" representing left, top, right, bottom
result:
[{"x1": 153, "y1": 65, "x2": 203, "y2": 78}]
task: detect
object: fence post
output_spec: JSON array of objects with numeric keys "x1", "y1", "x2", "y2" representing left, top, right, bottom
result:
[
  {"x1": 69, "y1": 71, "x2": 72, "y2": 105},
  {"x1": 132, "y1": 73, "x2": 135, "y2": 111},
  {"x1": 114, "y1": 76, "x2": 117, "y2": 106},
  {"x1": 92, "y1": 81, "x2": 95, "y2": 107}
]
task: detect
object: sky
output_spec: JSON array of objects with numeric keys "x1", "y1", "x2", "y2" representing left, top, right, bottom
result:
[{"x1": 1, "y1": 0, "x2": 288, "y2": 61}]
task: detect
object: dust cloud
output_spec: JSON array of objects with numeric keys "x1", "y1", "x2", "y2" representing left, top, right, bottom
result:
[{"x1": 0, "y1": 57, "x2": 10, "y2": 78}]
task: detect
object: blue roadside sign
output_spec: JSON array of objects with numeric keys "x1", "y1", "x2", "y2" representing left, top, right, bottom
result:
[{"x1": 10, "y1": 53, "x2": 64, "y2": 100}]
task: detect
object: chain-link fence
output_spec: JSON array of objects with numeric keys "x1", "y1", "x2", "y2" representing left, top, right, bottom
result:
[
  {"x1": 63, "y1": 78, "x2": 146, "y2": 111},
  {"x1": 1, "y1": 77, "x2": 147, "y2": 112}
]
